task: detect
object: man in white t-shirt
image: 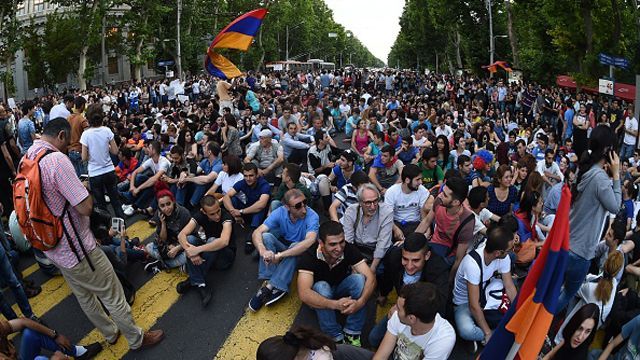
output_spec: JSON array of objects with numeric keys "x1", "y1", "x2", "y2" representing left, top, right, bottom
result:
[
  {"x1": 49, "y1": 94, "x2": 74, "y2": 120},
  {"x1": 452, "y1": 226, "x2": 517, "y2": 345},
  {"x1": 120, "y1": 140, "x2": 171, "y2": 212},
  {"x1": 536, "y1": 148, "x2": 564, "y2": 195},
  {"x1": 383, "y1": 164, "x2": 431, "y2": 241},
  {"x1": 621, "y1": 108, "x2": 638, "y2": 160}
]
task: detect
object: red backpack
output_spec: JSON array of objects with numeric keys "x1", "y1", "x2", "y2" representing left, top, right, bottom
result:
[{"x1": 13, "y1": 149, "x2": 65, "y2": 251}]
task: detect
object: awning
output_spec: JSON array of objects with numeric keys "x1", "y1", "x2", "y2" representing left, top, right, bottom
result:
[{"x1": 556, "y1": 75, "x2": 635, "y2": 101}]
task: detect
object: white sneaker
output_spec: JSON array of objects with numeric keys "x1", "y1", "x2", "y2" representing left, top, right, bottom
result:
[
  {"x1": 105, "y1": 195, "x2": 111, "y2": 203},
  {"x1": 122, "y1": 205, "x2": 135, "y2": 216}
]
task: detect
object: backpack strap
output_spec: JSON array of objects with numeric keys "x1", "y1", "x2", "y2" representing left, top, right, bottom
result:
[
  {"x1": 60, "y1": 203, "x2": 95, "y2": 271},
  {"x1": 451, "y1": 212, "x2": 475, "y2": 252},
  {"x1": 469, "y1": 250, "x2": 488, "y2": 308}
]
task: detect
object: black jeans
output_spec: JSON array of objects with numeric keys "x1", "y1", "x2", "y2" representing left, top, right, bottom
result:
[{"x1": 90, "y1": 170, "x2": 126, "y2": 219}]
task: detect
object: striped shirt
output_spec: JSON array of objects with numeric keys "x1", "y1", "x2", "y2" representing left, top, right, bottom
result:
[
  {"x1": 334, "y1": 183, "x2": 358, "y2": 219},
  {"x1": 26, "y1": 140, "x2": 96, "y2": 269}
]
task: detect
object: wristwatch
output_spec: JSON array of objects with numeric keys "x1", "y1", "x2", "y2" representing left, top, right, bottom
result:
[
  {"x1": 51, "y1": 329, "x2": 58, "y2": 339},
  {"x1": 240, "y1": 209, "x2": 244, "y2": 215}
]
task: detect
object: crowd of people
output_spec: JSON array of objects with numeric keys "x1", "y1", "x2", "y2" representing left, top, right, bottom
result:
[{"x1": 1, "y1": 66, "x2": 640, "y2": 359}]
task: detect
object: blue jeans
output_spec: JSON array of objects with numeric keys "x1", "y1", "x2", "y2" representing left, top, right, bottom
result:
[
  {"x1": 68, "y1": 150, "x2": 86, "y2": 177},
  {"x1": 368, "y1": 315, "x2": 388, "y2": 347},
  {"x1": 19, "y1": 328, "x2": 77, "y2": 360},
  {"x1": 334, "y1": 118, "x2": 346, "y2": 132},
  {"x1": 270, "y1": 200, "x2": 283, "y2": 212},
  {"x1": 557, "y1": 251, "x2": 591, "y2": 313},
  {"x1": 0, "y1": 240, "x2": 33, "y2": 319},
  {"x1": 145, "y1": 242, "x2": 187, "y2": 269},
  {"x1": 186, "y1": 235, "x2": 235, "y2": 286},
  {"x1": 454, "y1": 303, "x2": 486, "y2": 342},
  {"x1": 120, "y1": 174, "x2": 155, "y2": 209},
  {"x1": 258, "y1": 233, "x2": 298, "y2": 292},
  {"x1": 620, "y1": 143, "x2": 635, "y2": 161},
  {"x1": 174, "y1": 183, "x2": 210, "y2": 208},
  {"x1": 312, "y1": 274, "x2": 366, "y2": 341},
  {"x1": 232, "y1": 196, "x2": 267, "y2": 228}
]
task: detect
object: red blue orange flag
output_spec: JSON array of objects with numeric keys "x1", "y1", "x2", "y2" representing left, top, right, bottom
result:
[
  {"x1": 483, "y1": 61, "x2": 513, "y2": 73},
  {"x1": 204, "y1": 8, "x2": 268, "y2": 79},
  {"x1": 480, "y1": 185, "x2": 571, "y2": 360}
]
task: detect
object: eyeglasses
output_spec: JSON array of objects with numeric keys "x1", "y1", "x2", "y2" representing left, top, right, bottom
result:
[
  {"x1": 291, "y1": 199, "x2": 307, "y2": 209},
  {"x1": 362, "y1": 198, "x2": 380, "y2": 206}
]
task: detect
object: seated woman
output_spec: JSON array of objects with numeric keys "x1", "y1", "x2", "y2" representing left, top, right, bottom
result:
[
  {"x1": 257, "y1": 326, "x2": 336, "y2": 360},
  {"x1": 206, "y1": 154, "x2": 244, "y2": 199},
  {"x1": 144, "y1": 183, "x2": 192, "y2": 273},
  {"x1": 513, "y1": 191, "x2": 545, "y2": 269},
  {"x1": 542, "y1": 303, "x2": 599, "y2": 360},
  {"x1": 0, "y1": 316, "x2": 101, "y2": 360}
]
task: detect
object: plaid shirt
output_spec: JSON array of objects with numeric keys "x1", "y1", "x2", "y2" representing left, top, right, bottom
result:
[{"x1": 26, "y1": 140, "x2": 96, "y2": 269}]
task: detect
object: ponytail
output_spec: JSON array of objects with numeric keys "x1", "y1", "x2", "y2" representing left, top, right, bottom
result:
[
  {"x1": 571, "y1": 125, "x2": 617, "y2": 204},
  {"x1": 594, "y1": 251, "x2": 623, "y2": 305}
]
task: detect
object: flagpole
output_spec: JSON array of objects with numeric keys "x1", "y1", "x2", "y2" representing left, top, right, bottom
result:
[{"x1": 505, "y1": 343, "x2": 520, "y2": 360}]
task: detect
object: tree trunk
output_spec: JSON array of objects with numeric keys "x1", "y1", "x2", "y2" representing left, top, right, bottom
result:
[
  {"x1": 446, "y1": 54, "x2": 454, "y2": 75},
  {"x1": 581, "y1": 0, "x2": 593, "y2": 55},
  {"x1": 610, "y1": 0, "x2": 621, "y2": 47},
  {"x1": 455, "y1": 30, "x2": 463, "y2": 69},
  {"x1": 505, "y1": 0, "x2": 520, "y2": 68},
  {"x1": 77, "y1": 0, "x2": 100, "y2": 91},
  {"x1": 134, "y1": 39, "x2": 143, "y2": 82}
]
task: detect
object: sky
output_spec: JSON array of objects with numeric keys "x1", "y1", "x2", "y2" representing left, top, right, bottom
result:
[{"x1": 323, "y1": 0, "x2": 404, "y2": 64}]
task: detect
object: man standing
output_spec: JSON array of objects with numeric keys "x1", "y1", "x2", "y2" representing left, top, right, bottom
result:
[
  {"x1": 621, "y1": 105, "x2": 638, "y2": 160},
  {"x1": 18, "y1": 101, "x2": 37, "y2": 155},
  {"x1": 24, "y1": 118, "x2": 163, "y2": 350},
  {"x1": 67, "y1": 96, "x2": 89, "y2": 177},
  {"x1": 176, "y1": 195, "x2": 235, "y2": 307},
  {"x1": 297, "y1": 221, "x2": 376, "y2": 346},
  {"x1": 249, "y1": 189, "x2": 319, "y2": 311},
  {"x1": 49, "y1": 94, "x2": 74, "y2": 120}
]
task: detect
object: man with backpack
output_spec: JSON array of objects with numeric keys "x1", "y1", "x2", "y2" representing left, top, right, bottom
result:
[
  {"x1": 451, "y1": 226, "x2": 516, "y2": 346},
  {"x1": 14, "y1": 118, "x2": 164, "y2": 351}
]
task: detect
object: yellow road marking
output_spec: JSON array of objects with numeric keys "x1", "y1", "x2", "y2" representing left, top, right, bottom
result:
[
  {"x1": 375, "y1": 290, "x2": 398, "y2": 322},
  {"x1": 215, "y1": 279, "x2": 301, "y2": 360},
  {"x1": 21, "y1": 263, "x2": 39, "y2": 278},
  {"x1": 80, "y1": 270, "x2": 187, "y2": 359}
]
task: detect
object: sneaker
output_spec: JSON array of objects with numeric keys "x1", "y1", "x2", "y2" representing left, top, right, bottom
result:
[
  {"x1": 123, "y1": 205, "x2": 135, "y2": 216},
  {"x1": 244, "y1": 240, "x2": 255, "y2": 254},
  {"x1": 144, "y1": 260, "x2": 165, "y2": 273},
  {"x1": 343, "y1": 334, "x2": 361, "y2": 347},
  {"x1": 176, "y1": 279, "x2": 193, "y2": 294},
  {"x1": 76, "y1": 342, "x2": 103, "y2": 360},
  {"x1": 248, "y1": 285, "x2": 271, "y2": 312},
  {"x1": 198, "y1": 285, "x2": 213, "y2": 308},
  {"x1": 105, "y1": 195, "x2": 111, "y2": 203},
  {"x1": 265, "y1": 288, "x2": 287, "y2": 306}
]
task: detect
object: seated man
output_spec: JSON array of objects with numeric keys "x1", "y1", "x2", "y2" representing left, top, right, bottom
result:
[
  {"x1": 329, "y1": 170, "x2": 370, "y2": 222},
  {"x1": 369, "y1": 145, "x2": 403, "y2": 195},
  {"x1": 176, "y1": 195, "x2": 235, "y2": 307},
  {"x1": 418, "y1": 148, "x2": 444, "y2": 189},
  {"x1": 597, "y1": 313, "x2": 640, "y2": 360},
  {"x1": 383, "y1": 164, "x2": 432, "y2": 240},
  {"x1": 307, "y1": 129, "x2": 341, "y2": 210},
  {"x1": 161, "y1": 145, "x2": 197, "y2": 208},
  {"x1": 178, "y1": 141, "x2": 223, "y2": 208},
  {"x1": 249, "y1": 189, "x2": 319, "y2": 311},
  {"x1": 328, "y1": 149, "x2": 362, "y2": 193},
  {"x1": 244, "y1": 129, "x2": 284, "y2": 184},
  {"x1": 120, "y1": 140, "x2": 170, "y2": 214},
  {"x1": 341, "y1": 183, "x2": 394, "y2": 273},
  {"x1": 271, "y1": 163, "x2": 312, "y2": 212},
  {"x1": 371, "y1": 233, "x2": 450, "y2": 347},
  {"x1": 282, "y1": 122, "x2": 313, "y2": 164},
  {"x1": 452, "y1": 226, "x2": 517, "y2": 345},
  {"x1": 297, "y1": 221, "x2": 376, "y2": 346}
]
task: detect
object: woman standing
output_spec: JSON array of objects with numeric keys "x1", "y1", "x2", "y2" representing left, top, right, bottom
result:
[
  {"x1": 80, "y1": 104, "x2": 127, "y2": 219},
  {"x1": 487, "y1": 164, "x2": 518, "y2": 216},
  {"x1": 572, "y1": 104, "x2": 589, "y2": 160}
]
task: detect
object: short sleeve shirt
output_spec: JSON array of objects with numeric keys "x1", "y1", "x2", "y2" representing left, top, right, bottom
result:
[
  {"x1": 232, "y1": 177, "x2": 271, "y2": 205},
  {"x1": 192, "y1": 209, "x2": 235, "y2": 250},
  {"x1": 298, "y1": 243, "x2": 365, "y2": 286},
  {"x1": 141, "y1": 156, "x2": 171, "y2": 175},
  {"x1": 387, "y1": 312, "x2": 456, "y2": 360},
  {"x1": 26, "y1": 140, "x2": 97, "y2": 269},
  {"x1": 263, "y1": 206, "x2": 319, "y2": 244},
  {"x1": 430, "y1": 198, "x2": 475, "y2": 251},
  {"x1": 452, "y1": 246, "x2": 511, "y2": 305}
]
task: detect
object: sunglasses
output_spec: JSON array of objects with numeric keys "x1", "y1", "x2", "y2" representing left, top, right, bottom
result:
[
  {"x1": 362, "y1": 198, "x2": 380, "y2": 206},
  {"x1": 291, "y1": 199, "x2": 307, "y2": 209}
]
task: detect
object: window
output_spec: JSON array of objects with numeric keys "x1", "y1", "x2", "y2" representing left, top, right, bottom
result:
[
  {"x1": 108, "y1": 57, "x2": 119, "y2": 75},
  {"x1": 17, "y1": 1, "x2": 25, "y2": 15},
  {"x1": 33, "y1": 0, "x2": 45, "y2": 12}
]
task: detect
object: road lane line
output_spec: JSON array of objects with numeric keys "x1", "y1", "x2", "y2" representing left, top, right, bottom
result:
[
  {"x1": 21, "y1": 263, "x2": 39, "y2": 278},
  {"x1": 80, "y1": 269, "x2": 187, "y2": 359},
  {"x1": 215, "y1": 280, "x2": 301, "y2": 359}
]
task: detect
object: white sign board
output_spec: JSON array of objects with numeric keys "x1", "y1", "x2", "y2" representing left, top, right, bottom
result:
[
  {"x1": 273, "y1": 64, "x2": 283, "y2": 71},
  {"x1": 599, "y1": 79, "x2": 614, "y2": 95},
  {"x1": 508, "y1": 70, "x2": 524, "y2": 85},
  {"x1": 165, "y1": 71, "x2": 174, "y2": 78},
  {"x1": 177, "y1": 95, "x2": 189, "y2": 103},
  {"x1": 7, "y1": 98, "x2": 15, "y2": 110}
]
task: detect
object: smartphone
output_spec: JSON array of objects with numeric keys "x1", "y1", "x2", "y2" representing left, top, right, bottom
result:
[{"x1": 111, "y1": 218, "x2": 125, "y2": 234}]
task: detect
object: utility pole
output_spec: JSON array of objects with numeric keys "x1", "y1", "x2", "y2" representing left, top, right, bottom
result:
[
  {"x1": 101, "y1": 15, "x2": 107, "y2": 85},
  {"x1": 487, "y1": 0, "x2": 495, "y2": 77},
  {"x1": 286, "y1": 25, "x2": 289, "y2": 61},
  {"x1": 176, "y1": 0, "x2": 183, "y2": 80}
]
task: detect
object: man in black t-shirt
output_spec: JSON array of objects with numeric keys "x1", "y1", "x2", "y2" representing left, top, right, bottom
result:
[
  {"x1": 176, "y1": 195, "x2": 235, "y2": 307},
  {"x1": 296, "y1": 221, "x2": 376, "y2": 346}
]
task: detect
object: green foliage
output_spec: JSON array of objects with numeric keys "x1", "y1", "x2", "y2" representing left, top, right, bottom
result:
[{"x1": 390, "y1": 0, "x2": 640, "y2": 85}]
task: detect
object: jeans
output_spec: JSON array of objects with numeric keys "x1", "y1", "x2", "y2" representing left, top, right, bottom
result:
[
  {"x1": 232, "y1": 196, "x2": 267, "y2": 228},
  {"x1": 120, "y1": 174, "x2": 154, "y2": 209},
  {"x1": 312, "y1": 274, "x2": 367, "y2": 341},
  {"x1": 19, "y1": 328, "x2": 77, "y2": 360},
  {"x1": 68, "y1": 150, "x2": 86, "y2": 177},
  {"x1": 145, "y1": 242, "x2": 187, "y2": 269},
  {"x1": 454, "y1": 303, "x2": 486, "y2": 341},
  {"x1": 258, "y1": 233, "x2": 298, "y2": 292},
  {"x1": 368, "y1": 314, "x2": 388, "y2": 347},
  {"x1": 0, "y1": 241, "x2": 33, "y2": 319},
  {"x1": 90, "y1": 171, "x2": 126, "y2": 219},
  {"x1": 270, "y1": 200, "x2": 283, "y2": 212},
  {"x1": 620, "y1": 143, "x2": 635, "y2": 161},
  {"x1": 334, "y1": 118, "x2": 346, "y2": 132},
  {"x1": 557, "y1": 251, "x2": 591, "y2": 313},
  {"x1": 186, "y1": 235, "x2": 235, "y2": 286},
  {"x1": 175, "y1": 183, "x2": 210, "y2": 208}
]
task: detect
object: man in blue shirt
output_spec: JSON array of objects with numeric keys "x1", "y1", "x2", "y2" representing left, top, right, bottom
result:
[
  {"x1": 222, "y1": 162, "x2": 271, "y2": 230},
  {"x1": 179, "y1": 141, "x2": 222, "y2": 208},
  {"x1": 563, "y1": 99, "x2": 575, "y2": 142},
  {"x1": 248, "y1": 188, "x2": 319, "y2": 311},
  {"x1": 18, "y1": 101, "x2": 36, "y2": 155}
]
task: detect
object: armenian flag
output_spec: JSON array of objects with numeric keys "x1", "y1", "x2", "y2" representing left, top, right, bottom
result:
[
  {"x1": 480, "y1": 185, "x2": 571, "y2": 360},
  {"x1": 204, "y1": 8, "x2": 268, "y2": 79},
  {"x1": 483, "y1": 61, "x2": 513, "y2": 73}
]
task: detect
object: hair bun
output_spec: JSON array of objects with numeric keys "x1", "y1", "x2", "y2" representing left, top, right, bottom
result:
[{"x1": 282, "y1": 331, "x2": 300, "y2": 347}]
